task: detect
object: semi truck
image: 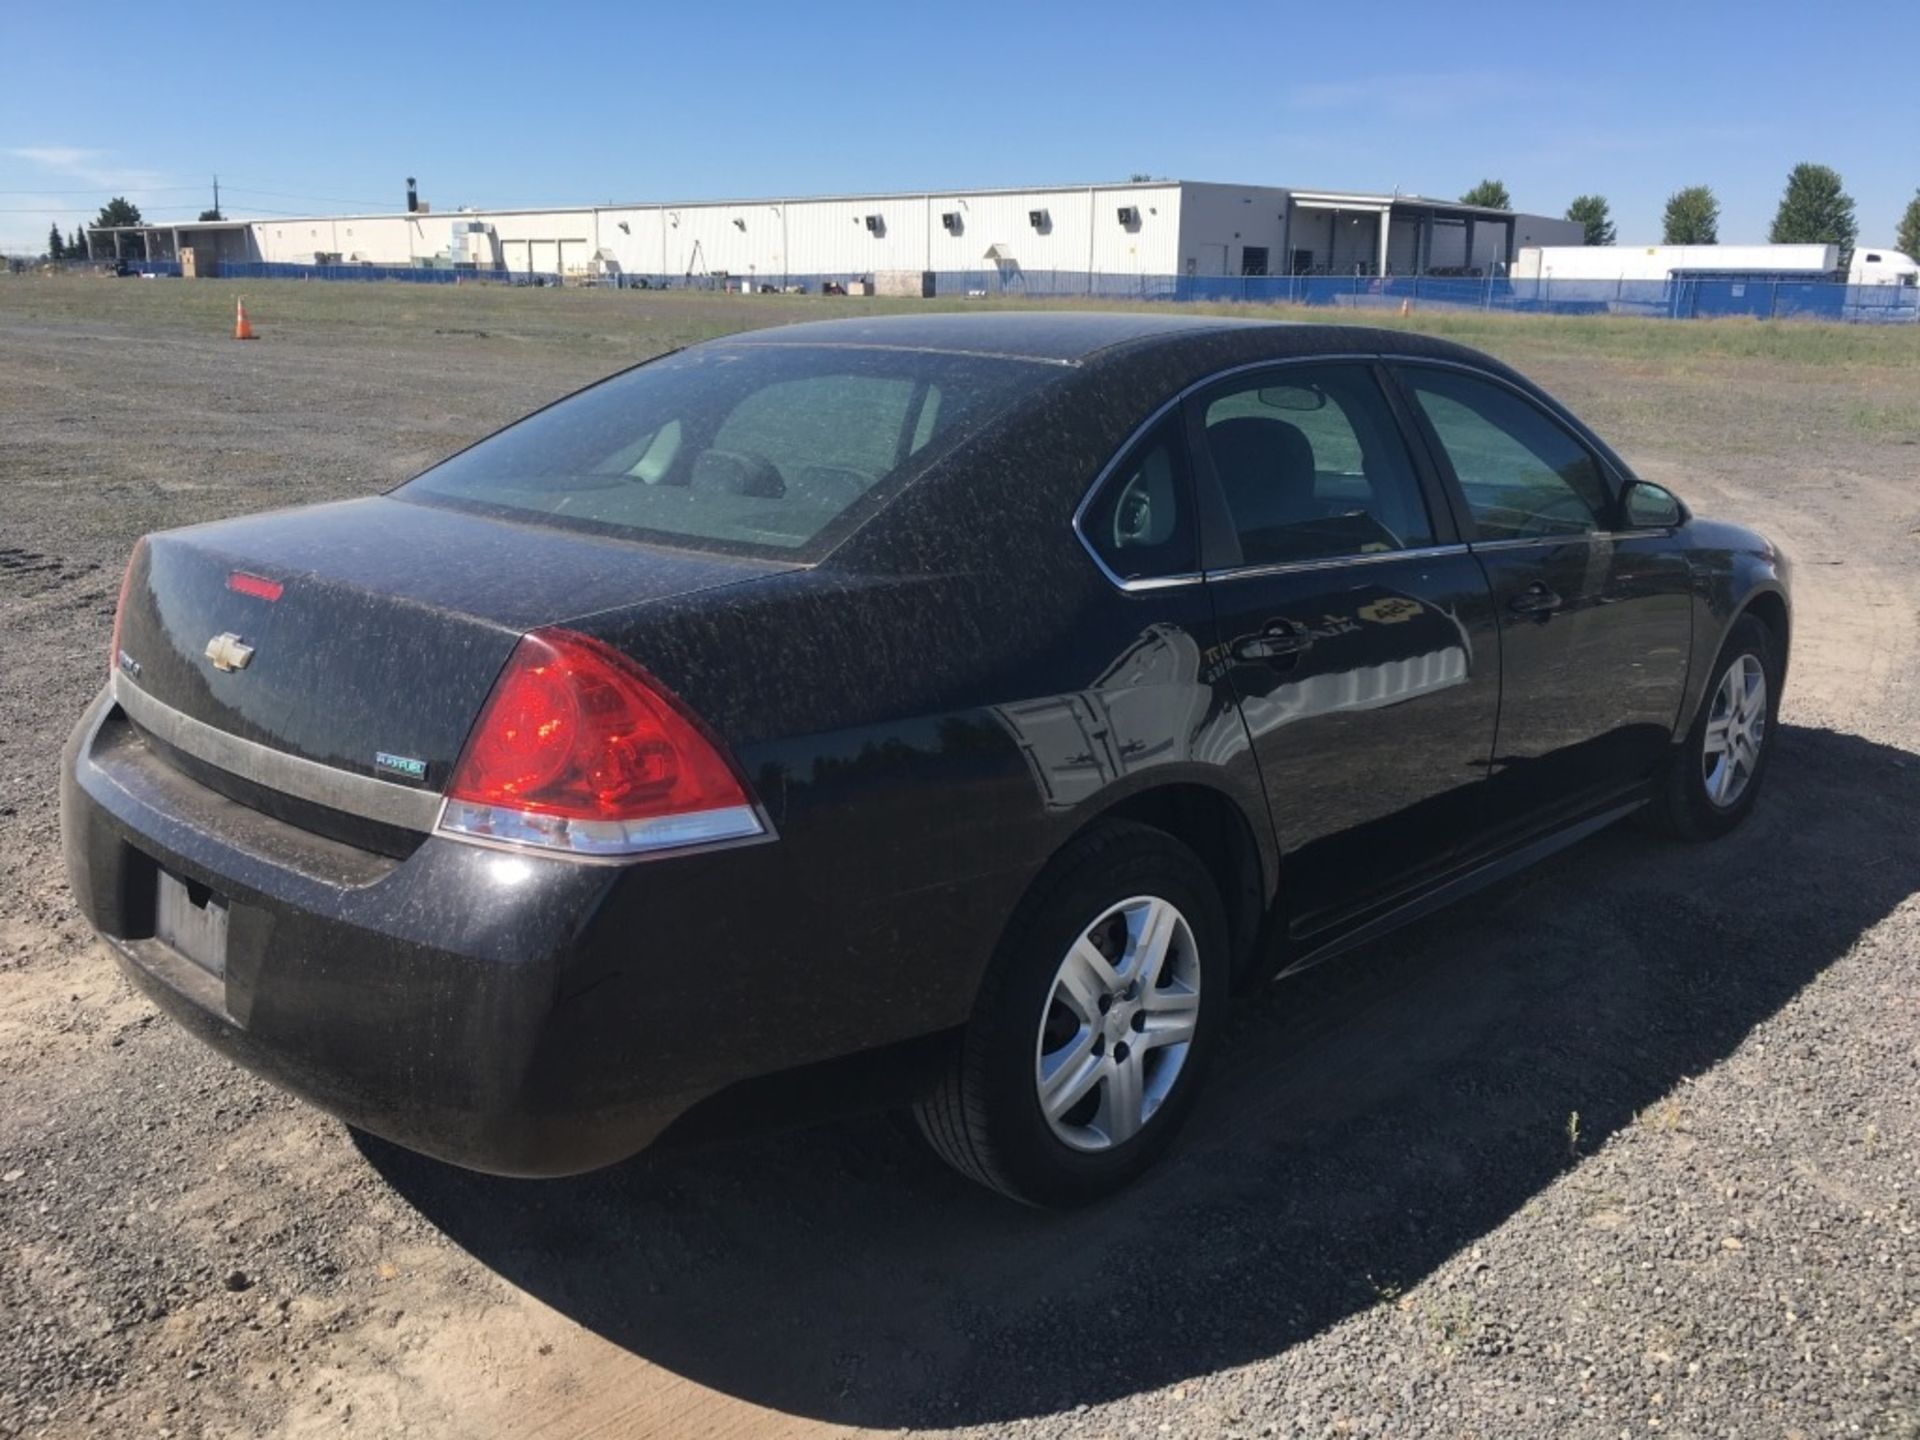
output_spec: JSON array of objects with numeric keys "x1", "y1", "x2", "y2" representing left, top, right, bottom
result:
[{"x1": 1512, "y1": 243, "x2": 1918, "y2": 287}]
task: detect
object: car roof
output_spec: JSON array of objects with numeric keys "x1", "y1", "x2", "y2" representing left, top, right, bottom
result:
[{"x1": 716, "y1": 310, "x2": 1299, "y2": 364}]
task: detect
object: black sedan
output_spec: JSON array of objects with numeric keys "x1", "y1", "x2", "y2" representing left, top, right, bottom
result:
[{"x1": 62, "y1": 313, "x2": 1790, "y2": 1206}]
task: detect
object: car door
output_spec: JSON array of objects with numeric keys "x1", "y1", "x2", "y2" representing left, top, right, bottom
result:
[
  {"x1": 1190, "y1": 361, "x2": 1502, "y2": 940},
  {"x1": 1391, "y1": 363, "x2": 1692, "y2": 841}
]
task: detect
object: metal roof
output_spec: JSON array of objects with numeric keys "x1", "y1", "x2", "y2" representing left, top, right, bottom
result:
[
  {"x1": 1287, "y1": 189, "x2": 1520, "y2": 217},
  {"x1": 88, "y1": 219, "x2": 252, "y2": 233}
]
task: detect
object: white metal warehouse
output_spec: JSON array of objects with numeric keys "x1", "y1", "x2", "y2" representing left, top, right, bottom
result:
[{"x1": 90, "y1": 179, "x2": 1584, "y2": 284}]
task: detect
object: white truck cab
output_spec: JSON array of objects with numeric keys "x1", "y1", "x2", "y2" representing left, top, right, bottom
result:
[{"x1": 1850, "y1": 248, "x2": 1920, "y2": 286}]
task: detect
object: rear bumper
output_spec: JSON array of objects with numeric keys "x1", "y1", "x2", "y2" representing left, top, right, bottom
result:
[{"x1": 60, "y1": 687, "x2": 716, "y2": 1176}]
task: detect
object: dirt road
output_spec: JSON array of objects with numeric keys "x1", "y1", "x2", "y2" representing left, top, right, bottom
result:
[{"x1": 2, "y1": 278, "x2": 1916, "y2": 1438}]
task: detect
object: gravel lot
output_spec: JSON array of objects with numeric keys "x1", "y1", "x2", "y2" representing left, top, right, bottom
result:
[{"x1": 1, "y1": 276, "x2": 1916, "y2": 1439}]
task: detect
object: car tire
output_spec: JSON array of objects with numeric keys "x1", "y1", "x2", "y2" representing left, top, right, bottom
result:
[
  {"x1": 1643, "y1": 613, "x2": 1781, "y2": 841},
  {"x1": 914, "y1": 821, "x2": 1229, "y2": 1208}
]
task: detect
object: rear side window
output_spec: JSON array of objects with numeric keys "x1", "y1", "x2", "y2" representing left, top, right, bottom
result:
[
  {"x1": 1079, "y1": 419, "x2": 1196, "y2": 583},
  {"x1": 1201, "y1": 365, "x2": 1435, "y2": 566},
  {"x1": 1400, "y1": 367, "x2": 1612, "y2": 541},
  {"x1": 398, "y1": 345, "x2": 1039, "y2": 558}
]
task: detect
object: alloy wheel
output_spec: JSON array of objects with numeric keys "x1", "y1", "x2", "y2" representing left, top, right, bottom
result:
[
  {"x1": 1702, "y1": 653, "x2": 1767, "y2": 808},
  {"x1": 1034, "y1": 895, "x2": 1201, "y2": 1152}
]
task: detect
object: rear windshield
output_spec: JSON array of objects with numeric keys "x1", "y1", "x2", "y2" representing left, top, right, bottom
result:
[{"x1": 395, "y1": 342, "x2": 1046, "y2": 558}]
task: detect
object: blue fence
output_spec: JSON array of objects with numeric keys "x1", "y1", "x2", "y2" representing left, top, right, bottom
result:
[
  {"x1": 215, "y1": 260, "x2": 563, "y2": 286},
  {"x1": 84, "y1": 256, "x2": 1920, "y2": 322},
  {"x1": 603, "y1": 268, "x2": 1919, "y2": 321}
]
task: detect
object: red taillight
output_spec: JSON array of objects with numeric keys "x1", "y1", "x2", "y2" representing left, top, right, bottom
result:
[
  {"x1": 227, "y1": 571, "x2": 283, "y2": 602},
  {"x1": 108, "y1": 538, "x2": 146, "y2": 681},
  {"x1": 439, "y1": 628, "x2": 763, "y2": 857}
]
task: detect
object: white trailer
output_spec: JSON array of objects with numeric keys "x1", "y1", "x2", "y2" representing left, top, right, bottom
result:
[
  {"x1": 1513, "y1": 244, "x2": 1836, "y2": 281},
  {"x1": 1513, "y1": 243, "x2": 1917, "y2": 287},
  {"x1": 1851, "y1": 247, "x2": 1920, "y2": 286}
]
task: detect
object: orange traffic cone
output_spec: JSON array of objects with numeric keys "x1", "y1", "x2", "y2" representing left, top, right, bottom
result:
[
  {"x1": 1399, "y1": 298, "x2": 1412, "y2": 317},
  {"x1": 233, "y1": 297, "x2": 256, "y2": 340}
]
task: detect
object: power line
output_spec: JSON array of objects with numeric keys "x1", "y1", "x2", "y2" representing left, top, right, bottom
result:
[
  {"x1": 0, "y1": 185, "x2": 207, "y2": 195},
  {"x1": 219, "y1": 185, "x2": 395, "y2": 208},
  {"x1": 1, "y1": 204, "x2": 389, "y2": 219},
  {"x1": 0, "y1": 185, "x2": 395, "y2": 209}
]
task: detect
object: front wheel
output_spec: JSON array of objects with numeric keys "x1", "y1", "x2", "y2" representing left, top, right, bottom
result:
[
  {"x1": 1644, "y1": 613, "x2": 1781, "y2": 840},
  {"x1": 914, "y1": 822, "x2": 1229, "y2": 1207}
]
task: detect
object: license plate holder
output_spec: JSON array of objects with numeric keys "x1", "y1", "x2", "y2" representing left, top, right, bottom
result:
[{"x1": 156, "y1": 869, "x2": 229, "y2": 978}]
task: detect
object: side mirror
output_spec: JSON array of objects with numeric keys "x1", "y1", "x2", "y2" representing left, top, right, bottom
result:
[{"x1": 1623, "y1": 480, "x2": 1684, "y2": 529}]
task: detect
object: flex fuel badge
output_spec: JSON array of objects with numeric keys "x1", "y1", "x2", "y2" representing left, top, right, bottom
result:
[{"x1": 374, "y1": 752, "x2": 429, "y2": 784}]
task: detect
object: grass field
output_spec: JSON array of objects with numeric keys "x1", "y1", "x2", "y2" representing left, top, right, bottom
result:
[
  {"x1": 10, "y1": 271, "x2": 1916, "y2": 454},
  {"x1": 11, "y1": 269, "x2": 1920, "y2": 367}
]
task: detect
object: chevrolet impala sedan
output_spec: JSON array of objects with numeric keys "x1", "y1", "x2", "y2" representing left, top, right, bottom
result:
[{"x1": 62, "y1": 313, "x2": 1789, "y2": 1206}]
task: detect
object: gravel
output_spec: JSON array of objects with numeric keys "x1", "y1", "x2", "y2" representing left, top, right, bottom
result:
[{"x1": 1, "y1": 276, "x2": 1915, "y2": 1439}]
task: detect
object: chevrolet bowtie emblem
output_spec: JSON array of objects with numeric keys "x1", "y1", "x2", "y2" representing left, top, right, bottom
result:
[{"x1": 205, "y1": 632, "x2": 255, "y2": 673}]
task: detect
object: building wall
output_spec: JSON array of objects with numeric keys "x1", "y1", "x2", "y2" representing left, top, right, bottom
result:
[
  {"x1": 1407, "y1": 219, "x2": 1484, "y2": 272},
  {"x1": 1389, "y1": 211, "x2": 1588, "y2": 273},
  {"x1": 594, "y1": 184, "x2": 1184, "y2": 283},
  {"x1": 229, "y1": 186, "x2": 1589, "y2": 279},
  {"x1": 1174, "y1": 183, "x2": 1289, "y2": 276},
  {"x1": 163, "y1": 226, "x2": 257, "y2": 264},
  {"x1": 1285, "y1": 208, "x2": 1386, "y2": 274},
  {"x1": 489, "y1": 209, "x2": 595, "y2": 276},
  {"x1": 1511, "y1": 213, "x2": 1585, "y2": 251},
  {"x1": 255, "y1": 214, "x2": 430, "y2": 264}
]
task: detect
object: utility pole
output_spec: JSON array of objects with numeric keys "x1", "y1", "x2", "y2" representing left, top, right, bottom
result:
[{"x1": 213, "y1": 174, "x2": 220, "y2": 218}]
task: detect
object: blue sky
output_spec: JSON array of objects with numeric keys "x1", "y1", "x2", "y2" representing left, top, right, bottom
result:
[{"x1": 4, "y1": 0, "x2": 1916, "y2": 256}]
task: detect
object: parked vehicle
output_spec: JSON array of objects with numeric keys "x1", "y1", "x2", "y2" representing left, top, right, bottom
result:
[
  {"x1": 62, "y1": 314, "x2": 1791, "y2": 1206},
  {"x1": 1848, "y1": 247, "x2": 1920, "y2": 286},
  {"x1": 1513, "y1": 243, "x2": 1918, "y2": 287}
]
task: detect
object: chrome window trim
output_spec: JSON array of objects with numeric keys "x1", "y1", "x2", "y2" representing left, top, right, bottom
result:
[
  {"x1": 1203, "y1": 542, "x2": 1472, "y2": 584},
  {"x1": 1467, "y1": 529, "x2": 1676, "y2": 554},
  {"x1": 1071, "y1": 353, "x2": 1378, "y2": 594},
  {"x1": 112, "y1": 674, "x2": 443, "y2": 832},
  {"x1": 1071, "y1": 350, "x2": 1662, "y2": 595},
  {"x1": 1468, "y1": 535, "x2": 1597, "y2": 554},
  {"x1": 1106, "y1": 570, "x2": 1207, "y2": 592}
]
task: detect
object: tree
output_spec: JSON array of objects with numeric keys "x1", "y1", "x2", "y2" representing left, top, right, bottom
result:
[
  {"x1": 198, "y1": 208, "x2": 223, "y2": 222},
  {"x1": 67, "y1": 222, "x2": 89, "y2": 259},
  {"x1": 1769, "y1": 163, "x2": 1856, "y2": 256},
  {"x1": 92, "y1": 196, "x2": 144, "y2": 258},
  {"x1": 1898, "y1": 191, "x2": 1920, "y2": 262},
  {"x1": 1662, "y1": 186, "x2": 1719, "y2": 244},
  {"x1": 1565, "y1": 194, "x2": 1615, "y2": 246},
  {"x1": 1460, "y1": 179, "x2": 1511, "y2": 210},
  {"x1": 47, "y1": 223, "x2": 63, "y2": 259},
  {"x1": 94, "y1": 196, "x2": 142, "y2": 227}
]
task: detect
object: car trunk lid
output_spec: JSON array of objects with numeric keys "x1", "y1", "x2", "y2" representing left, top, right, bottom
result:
[{"x1": 112, "y1": 496, "x2": 792, "y2": 805}]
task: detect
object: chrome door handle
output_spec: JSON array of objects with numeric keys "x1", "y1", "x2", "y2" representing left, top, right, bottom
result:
[
  {"x1": 1508, "y1": 582, "x2": 1562, "y2": 615},
  {"x1": 1233, "y1": 622, "x2": 1315, "y2": 663}
]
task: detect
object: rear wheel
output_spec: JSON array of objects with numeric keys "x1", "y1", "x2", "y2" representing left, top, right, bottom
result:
[
  {"x1": 1644, "y1": 614, "x2": 1780, "y2": 840},
  {"x1": 915, "y1": 822, "x2": 1228, "y2": 1207}
]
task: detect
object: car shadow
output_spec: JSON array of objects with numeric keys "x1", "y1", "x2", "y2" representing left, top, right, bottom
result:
[{"x1": 358, "y1": 723, "x2": 1920, "y2": 1429}]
